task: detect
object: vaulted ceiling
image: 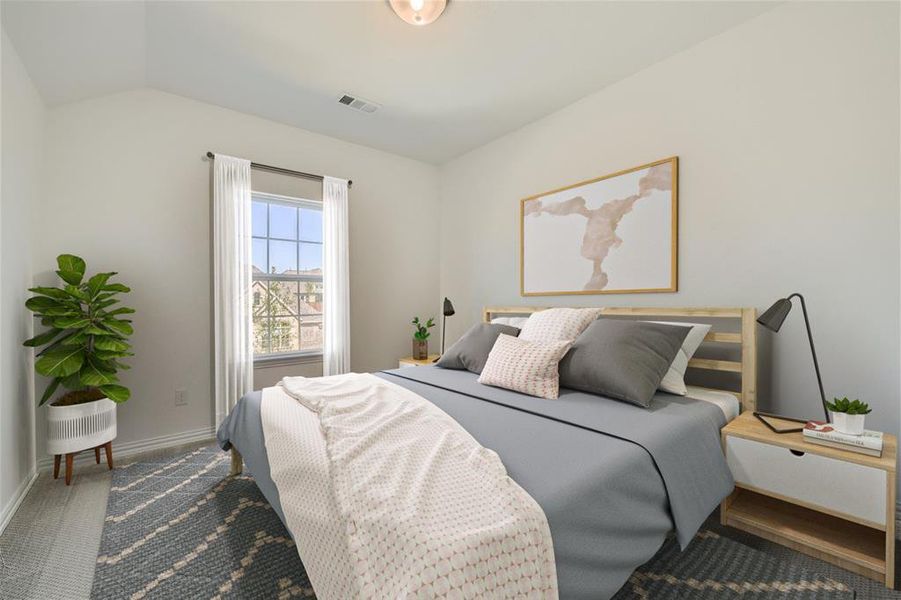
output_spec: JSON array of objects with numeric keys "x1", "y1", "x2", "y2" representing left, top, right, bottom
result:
[{"x1": 2, "y1": 1, "x2": 773, "y2": 163}]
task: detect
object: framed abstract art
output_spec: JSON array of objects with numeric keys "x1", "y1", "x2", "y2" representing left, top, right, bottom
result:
[{"x1": 520, "y1": 157, "x2": 678, "y2": 296}]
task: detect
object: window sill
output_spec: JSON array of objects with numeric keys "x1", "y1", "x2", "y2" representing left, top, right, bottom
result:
[{"x1": 254, "y1": 352, "x2": 323, "y2": 368}]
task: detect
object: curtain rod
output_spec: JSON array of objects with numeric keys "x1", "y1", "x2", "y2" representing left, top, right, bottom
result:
[{"x1": 205, "y1": 152, "x2": 352, "y2": 188}]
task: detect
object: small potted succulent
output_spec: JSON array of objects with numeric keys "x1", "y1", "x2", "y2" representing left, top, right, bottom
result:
[
  {"x1": 24, "y1": 254, "x2": 134, "y2": 482},
  {"x1": 411, "y1": 316, "x2": 435, "y2": 360},
  {"x1": 825, "y1": 397, "x2": 871, "y2": 435}
]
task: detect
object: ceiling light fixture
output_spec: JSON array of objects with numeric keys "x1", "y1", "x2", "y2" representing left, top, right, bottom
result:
[{"x1": 388, "y1": 0, "x2": 447, "y2": 26}]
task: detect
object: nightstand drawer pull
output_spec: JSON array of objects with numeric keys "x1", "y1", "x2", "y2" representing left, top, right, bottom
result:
[{"x1": 726, "y1": 436, "x2": 887, "y2": 526}]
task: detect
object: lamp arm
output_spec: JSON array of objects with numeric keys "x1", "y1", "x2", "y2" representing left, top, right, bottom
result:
[
  {"x1": 788, "y1": 293, "x2": 829, "y2": 422},
  {"x1": 433, "y1": 311, "x2": 449, "y2": 363}
]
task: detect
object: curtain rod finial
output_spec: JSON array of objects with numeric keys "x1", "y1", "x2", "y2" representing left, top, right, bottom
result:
[{"x1": 206, "y1": 151, "x2": 215, "y2": 159}]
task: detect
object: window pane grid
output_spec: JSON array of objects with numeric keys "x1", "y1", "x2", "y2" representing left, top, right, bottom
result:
[
  {"x1": 253, "y1": 235, "x2": 302, "y2": 243},
  {"x1": 252, "y1": 192, "x2": 323, "y2": 358}
]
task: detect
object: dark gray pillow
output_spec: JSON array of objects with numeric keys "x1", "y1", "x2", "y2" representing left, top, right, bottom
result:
[
  {"x1": 558, "y1": 318, "x2": 690, "y2": 408},
  {"x1": 436, "y1": 323, "x2": 520, "y2": 374}
]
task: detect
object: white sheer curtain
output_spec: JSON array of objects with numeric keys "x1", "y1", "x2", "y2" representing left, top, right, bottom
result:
[
  {"x1": 323, "y1": 176, "x2": 350, "y2": 375},
  {"x1": 213, "y1": 154, "x2": 254, "y2": 424}
]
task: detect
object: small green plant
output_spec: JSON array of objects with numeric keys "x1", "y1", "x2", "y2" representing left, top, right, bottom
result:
[
  {"x1": 23, "y1": 254, "x2": 134, "y2": 405},
  {"x1": 825, "y1": 397, "x2": 871, "y2": 415},
  {"x1": 411, "y1": 316, "x2": 435, "y2": 341}
]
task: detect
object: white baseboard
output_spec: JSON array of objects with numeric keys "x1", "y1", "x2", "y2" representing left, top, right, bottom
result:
[
  {"x1": 36, "y1": 425, "x2": 217, "y2": 470},
  {"x1": 0, "y1": 469, "x2": 38, "y2": 536}
]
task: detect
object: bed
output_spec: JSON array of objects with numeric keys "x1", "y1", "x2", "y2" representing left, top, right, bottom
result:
[{"x1": 217, "y1": 306, "x2": 758, "y2": 599}]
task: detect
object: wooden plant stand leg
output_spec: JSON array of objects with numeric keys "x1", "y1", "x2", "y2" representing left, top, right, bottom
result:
[
  {"x1": 103, "y1": 441, "x2": 113, "y2": 470},
  {"x1": 94, "y1": 447, "x2": 101, "y2": 464},
  {"x1": 230, "y1": 448, "x2": 243, "y2": 476},
  {"x1": 53, "y1": 455, "x2": 61, "y2": 480},
  {"x1": 65, "y1": 453, "x2": 74, "y2": 486}
]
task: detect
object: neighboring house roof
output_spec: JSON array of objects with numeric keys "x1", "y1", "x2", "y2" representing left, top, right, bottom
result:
[
  {"x1": 298, "y1": 300, "x2": 323, "y2": 316},
  {"x1": 252, "y1": 280, "x2": 323, "y2": 318},
  {"x1": 253, "y1": 266, "x2": 323, "y2": 277}
]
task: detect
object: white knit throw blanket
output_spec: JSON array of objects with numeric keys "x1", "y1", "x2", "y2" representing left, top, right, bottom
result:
[{"x1": 262, "y1": 373, "x2": 558, "y2": 599}]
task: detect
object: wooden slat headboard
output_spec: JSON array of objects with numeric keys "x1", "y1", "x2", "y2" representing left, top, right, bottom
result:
[{"x1": 482, "y1": 306, "x2": 757, "y2": 413}]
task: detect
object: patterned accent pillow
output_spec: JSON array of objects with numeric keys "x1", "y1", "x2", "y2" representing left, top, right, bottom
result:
[
  {"x1": 478, "y1": 334, "x2": 572, "y2": 400},
  {"x1": 518, "y1": 308, "x2": 602, "y2": 343},
  {"x1": 436, "y1": 322, "x2": 521, "y2": 374}
]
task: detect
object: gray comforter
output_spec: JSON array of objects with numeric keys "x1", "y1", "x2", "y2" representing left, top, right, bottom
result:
[{"x1": 217, "y1": 366, "x2": 733, "y2": 599}]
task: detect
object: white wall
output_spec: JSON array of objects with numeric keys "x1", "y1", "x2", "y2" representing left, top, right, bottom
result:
[
  {"x1": 439, "y1": 3, "x2": 900, "y2": 438},
  {"x1": 9, "y1": 2, "x2": 900, "y2": 498},
  {"x1": 36, "y1": 89, "x2": 439, "y2": 455},
  {"x1": 0, "y1": 30, "x2": 43, "y2": 526}
]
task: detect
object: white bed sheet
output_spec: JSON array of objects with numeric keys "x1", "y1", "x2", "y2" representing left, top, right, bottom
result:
[
  {"x1": 684, "y1": 385, "x2": 740, "y2": 422},
  {"x1": 490, "y1": 316, "x2": 530, "y2": 328}
]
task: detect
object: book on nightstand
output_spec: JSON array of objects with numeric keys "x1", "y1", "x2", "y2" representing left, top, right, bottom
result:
[{"x1": 803, "y1": 421, "x2": 883, "y2": 457}]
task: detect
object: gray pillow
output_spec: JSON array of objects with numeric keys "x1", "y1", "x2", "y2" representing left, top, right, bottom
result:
[
  {"x1": 436, "y1": 323, "x2": 521, "y2": 374},
  {"x1": 558, "y1": 318, "x2": 690, "y2": 408}
]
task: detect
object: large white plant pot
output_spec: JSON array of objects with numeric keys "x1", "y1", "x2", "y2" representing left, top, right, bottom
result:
[
  {"x1": 47, "y1": 397, "x2": 117, "y2": 455},
  {"x1": 829, "y1": 411, "x2": 866, "y2": 436}
]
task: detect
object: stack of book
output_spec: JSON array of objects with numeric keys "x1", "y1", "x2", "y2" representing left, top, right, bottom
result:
[{"x1": 803, "y1": 421, "x2": 883, "y2": 457}]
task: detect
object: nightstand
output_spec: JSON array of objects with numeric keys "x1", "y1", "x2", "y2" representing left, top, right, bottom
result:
[
  {"x1": 398, "y1": 354, "x2": 440, "y2": 368},
  {"x1": 721, "y1": 411, "x2": 897, "y2": 587}
]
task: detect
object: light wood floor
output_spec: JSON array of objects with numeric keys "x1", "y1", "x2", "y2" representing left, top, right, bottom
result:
[{"x1": 0, "y1": 441, "x2": 211, "y2": 600}]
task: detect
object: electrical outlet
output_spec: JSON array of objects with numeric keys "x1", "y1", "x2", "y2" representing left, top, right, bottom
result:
[{"x1": 175, "y1": 388, "x2": 188, "y2": 406}]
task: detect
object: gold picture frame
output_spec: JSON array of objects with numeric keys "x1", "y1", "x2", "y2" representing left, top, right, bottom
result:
[{"x1": 520, "y1": 156, "x2": 678, "y2": 296}]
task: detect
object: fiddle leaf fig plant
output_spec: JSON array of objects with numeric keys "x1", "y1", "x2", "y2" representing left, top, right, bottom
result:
[{"x1": 24, "y1": 254, "x2": 135, "y2": 405}]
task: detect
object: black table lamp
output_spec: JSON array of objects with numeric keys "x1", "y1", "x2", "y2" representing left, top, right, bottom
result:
[
  {"x1": 755, "y1": 292, "x2": 829, "y2": 433},
  {"x1": 434, "y1": 298, "x2": 455, "y2": 362}
]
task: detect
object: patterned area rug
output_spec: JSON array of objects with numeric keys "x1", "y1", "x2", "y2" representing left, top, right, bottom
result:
[
  {"x1": 612, "y1": 530, "x2": 853, "y2": 600},
  {"x1": 92, "y1": 445, "x2": 854, "y2": 599},
  {"x1": 92, "y1": 446, "x2": 310, "y2": 599}
]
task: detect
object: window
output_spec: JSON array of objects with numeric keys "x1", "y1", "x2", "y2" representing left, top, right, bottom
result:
[{"x1": 251, "y1": 192, "x2": 323, "y2": 359}]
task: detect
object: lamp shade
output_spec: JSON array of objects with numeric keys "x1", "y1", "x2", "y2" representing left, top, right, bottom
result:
[
  {"x1": 757, "y1": 297, "x2": 793, "y2": 332},
  {"x1": 388, "y1": 0, "x2": 447, "y2": 26},
  {"x1": 443, "y1": 297, "x2": 455, "y2": 317}
]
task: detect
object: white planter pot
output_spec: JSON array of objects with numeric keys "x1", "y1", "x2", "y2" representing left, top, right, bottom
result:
[
  {"x1": 829, "y1": 411, "x2": 866, "y2": 436},
  {"x1": 47, "y1": 397, "x2": 117, "y2": 455}
]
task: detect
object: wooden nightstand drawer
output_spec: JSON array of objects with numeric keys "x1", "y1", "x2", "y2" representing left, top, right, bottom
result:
[
  {"x1": 726, "y1": 435, "x2": 887, "y2": 527},
  {"x1": 721, "y1": 411, "x2": 896, "y2": 588}
]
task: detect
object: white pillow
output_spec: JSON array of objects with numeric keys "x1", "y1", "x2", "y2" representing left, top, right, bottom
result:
[
  {"x1": 647, "y1": 321, "x2": 712, "y2": 395},
  {"x1": 518, "y1": 308, "x2": 602, "y2": 343},
  {"x1": 478, "y1": 334, "x2": 571, "y2": 400},
  {"x1": 490, "y1": 316, "x2": 529, "y2": 329}
]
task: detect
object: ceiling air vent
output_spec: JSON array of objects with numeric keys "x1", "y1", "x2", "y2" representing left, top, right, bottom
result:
[{"x1": 337, "y1": 93, "x2": 380, "y2": 114}]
